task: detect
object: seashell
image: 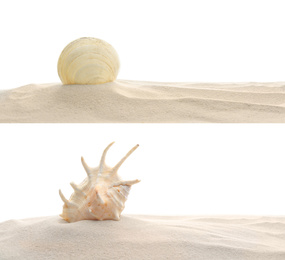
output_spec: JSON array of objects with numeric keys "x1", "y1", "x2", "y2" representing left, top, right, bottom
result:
[
  {"x1": 59, "y1": 142, "x2": 140, "y2": 222},
  {"x1": 57, "y1": 37, "x2": 120, "y2": 85}
]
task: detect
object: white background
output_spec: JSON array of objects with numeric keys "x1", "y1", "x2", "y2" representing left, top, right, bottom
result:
[
  {"x1": 0, "y1": 125, "x2": 284, "y2": 222},
  {"x1": 1, "y1": 0, "x2": 285, "y2": 90},
  {"x1": 0, "y1": 1, "x2": 284, "y2": 222}
]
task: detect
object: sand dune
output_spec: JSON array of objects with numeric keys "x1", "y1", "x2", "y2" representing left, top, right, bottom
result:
[
  {"x1": 0, "y1": 215, "x2": 285, "y2": 259},
  {"x1": 0, "y1": 80, "x2": 285, "y2": 122}
]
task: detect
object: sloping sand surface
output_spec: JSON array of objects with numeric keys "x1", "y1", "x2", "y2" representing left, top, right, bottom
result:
[
  {"x1": 0, "y1": 80, "x2": 285, "y2": 122},
  {"x1": 0, "y1": 215, "x2": 285, "y2": 260}
]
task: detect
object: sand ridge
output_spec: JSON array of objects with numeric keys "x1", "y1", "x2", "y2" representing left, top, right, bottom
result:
[
  {"x1": 0, "y1": 215, "x2": 285, "y2": 259},
  {"x1": 0, "y1": 80, "x2": 285, "y2": 122}
]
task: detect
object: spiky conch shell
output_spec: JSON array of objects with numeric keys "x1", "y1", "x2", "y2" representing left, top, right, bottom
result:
[
  {"x1": 57, "y1": 37, "x2": 120, "y2": 85},
  {"x1": 59, "y1": 142, "x2": 140, "y2": 222}
]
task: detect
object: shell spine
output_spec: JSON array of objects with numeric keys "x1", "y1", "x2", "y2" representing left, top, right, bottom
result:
[{"x1": 59, "y1": 142, "x2": 140, "y2": 222}]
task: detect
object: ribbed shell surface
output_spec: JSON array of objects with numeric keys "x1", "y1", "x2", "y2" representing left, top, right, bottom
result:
[{"x1": 58, "y1": 37, "x2": 120, "y2": 85}]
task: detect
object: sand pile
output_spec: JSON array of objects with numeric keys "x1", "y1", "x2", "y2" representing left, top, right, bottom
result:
[
  {"x1": 0, "y1": 80, "x2": 284, "y2": 123},
  {"x1": 0, "y1": 215, "x2": 284, "y2": 259}
]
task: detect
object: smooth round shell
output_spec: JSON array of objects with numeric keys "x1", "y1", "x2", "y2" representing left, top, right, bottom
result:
[{"x1": 58, "y1": 37, "x2": 120, "y2": 85}]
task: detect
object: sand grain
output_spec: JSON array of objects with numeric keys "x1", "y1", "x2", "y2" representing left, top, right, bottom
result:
[
  {"x1": 0, "y1": 215, "x2": 285, "y2": 260},
  {"x1": 0, "y1": 80, "x2": 284, "y2": 122}
]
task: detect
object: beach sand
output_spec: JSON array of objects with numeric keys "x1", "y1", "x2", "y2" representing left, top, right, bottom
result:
[
  {"x1": 0, "y1": 80, "x2": 284, "y2": 123},
  {"x1": 0, "y1": 215, "x2": 285, "y2": 260}
]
